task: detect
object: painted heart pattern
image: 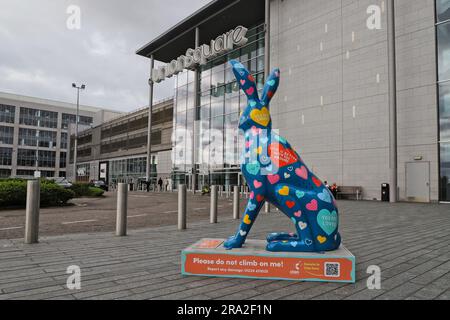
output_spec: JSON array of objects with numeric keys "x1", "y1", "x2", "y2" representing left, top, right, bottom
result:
[
  {"x1": 318, "y1": 189, "x2": 332, "y2": 203},
  {"x1": 268, "y1": 143, "x2": 298, "y2": 168},
  {"x1": 250, "y1": 107, "x2": 270, "y2": 127},
  {"x1": 246, "y1": 162, "x2": 260, "y2": 176},
  {"x1": 306, "y1": 199, "x2": 318, "y2": 211},
  {"x1": 268, "y1": 174, "x2": 280, "y2": 185},
  {"x1": 226, "y1": 59, "x2": 340, "y2": 253},
  {"x1": 317, "y1": 209, "x2": 338, "y2": 236}
]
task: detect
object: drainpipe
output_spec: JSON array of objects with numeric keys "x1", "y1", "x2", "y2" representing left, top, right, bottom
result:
[
  {"x1": 264, "y1": 0, "x2": 271, "y2": 79},
  {"x1": 146, "y1": 55, "x2": 155, "y2": 184},
  {"x1": 387, "y1": 0, "x2": 398, "y2": 202}
]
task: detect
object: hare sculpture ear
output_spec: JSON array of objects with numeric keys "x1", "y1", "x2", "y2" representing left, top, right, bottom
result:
[
  {"x1": 261, "y1": 68, "x2": 280, "y2": 106},
  {"x1": 230, "y1": 60, "x2": 259, "y2": 101}
]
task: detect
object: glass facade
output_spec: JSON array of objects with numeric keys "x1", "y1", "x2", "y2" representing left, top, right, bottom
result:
[
  {"x1": 17, "y1": 149, "x2": 36, "y2": 167},
  {"x1": 0, "y1": 126, "x2": 14, "y2": 145},
  {"x1": 62, "y1": 113, "x2": 93, "y2": 130},
  {"x1": 18, "y1": 128, "x2": 57, "y2": 148},
  {"x1": 437, "y1": 0, "x2": 450, "y2": 201},
  {"x1": 172, "y1": 23, "x2": 265, "y2": 188},
  {"x1": 0, "y1": 104, "x2": 15, "y2": 123},
  {"x1": 0, "y1": 147, "x2": 13, "y2": 166},
  {"x1": 0, "y1": 169, "x2": 11, "y2": 177},
  {"x1": 19, "y1": 107, "x2": 58, "y2": 129},
  {"x1": 108, "y1": 156, "x2": 157, "y2": 185}
]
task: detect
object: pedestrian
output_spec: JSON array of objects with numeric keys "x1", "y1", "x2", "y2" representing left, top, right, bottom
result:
[
  {"x1": 158, "y1": 177, "x2": 163, "y2": 191},
  {"x1": 331, "y1": 183, "x2": 338, "y2": 199}
]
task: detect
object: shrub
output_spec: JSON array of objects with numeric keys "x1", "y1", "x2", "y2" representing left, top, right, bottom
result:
[
  {"x1": 0, "y1": 178, "x2": 75, "y2": 209},
  {"x1": 70, "y1": 183, "x2": 104, "y2": 197}
]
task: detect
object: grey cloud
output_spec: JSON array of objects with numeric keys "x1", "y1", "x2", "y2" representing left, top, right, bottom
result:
[{"x1": 0, "y1": 0, "x2": 210, "y2": 111}]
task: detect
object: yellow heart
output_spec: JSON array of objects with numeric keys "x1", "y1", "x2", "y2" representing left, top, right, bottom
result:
[
  {"x1": 278, "y1": 186, "x2": 290, "y2": 196},
  {"x1": 317, "y1": 235, "x2": 327, "y2": 244},
  {"x1": 250, "y1": 107, "x2": 270, "y2": 127},
  {"x1": 257, "y1": 146, "x2": 263, "y2": 155},
  {"x1": 244, "y1": 215, "x2": 252, "y2": 225}
]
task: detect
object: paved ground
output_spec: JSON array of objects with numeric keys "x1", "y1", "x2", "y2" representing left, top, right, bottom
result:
[
  {"x1": 0, "y1": 200, "x2": 449, "y2": 300},
  {"x1": 0, "y1": 191, "x2": 247, "y2": 240}
]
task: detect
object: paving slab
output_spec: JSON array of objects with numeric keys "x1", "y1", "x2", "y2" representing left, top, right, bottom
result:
[{"x1": 0, "y1": 201, "x2": 449, "y2": 300}]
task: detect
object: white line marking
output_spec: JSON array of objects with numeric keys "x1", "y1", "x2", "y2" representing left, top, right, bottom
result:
[
  {"x1": 0, "y1": 226, "x2": 23, "y2": 231},
  {"x1": 128, "y1": 214, "x2": 148, "y2": 218},
  {"x1": 163, "y1": 210, "x2": 177, "y2": 214},
  {"x1": 194, "y1": 208, "x2": 206, "y2": 211},
  {"x1": 61, "y1": 219, "x2": 97, "y2": 225}
]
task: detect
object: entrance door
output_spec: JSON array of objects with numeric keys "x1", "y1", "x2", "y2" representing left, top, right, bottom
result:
[{"x1": 406, "y1": 162, "x2": 430, "y2": 203}]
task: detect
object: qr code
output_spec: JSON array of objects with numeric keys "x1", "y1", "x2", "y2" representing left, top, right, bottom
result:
[{"x1": 325, "y1": 262, "x2": 340, "y2": 277}]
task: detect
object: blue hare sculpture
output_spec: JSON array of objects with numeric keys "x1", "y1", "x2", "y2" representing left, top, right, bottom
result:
[{"x1": 224, "y1": 60, "x2": 342, "y2": 253}]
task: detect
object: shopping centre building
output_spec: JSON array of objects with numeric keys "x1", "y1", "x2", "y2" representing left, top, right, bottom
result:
[
  {"x1": 0, "y1": 91, "x2": 120, "y2": 179},
  {"x1": 67, "y1": 99, "x2": 173, "y2": 187},
  {"x1": 136, "y1": 0, "x2": 450, "y2": 203}
]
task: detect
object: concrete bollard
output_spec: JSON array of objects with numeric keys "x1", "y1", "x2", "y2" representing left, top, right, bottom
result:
[
  {"x1": 233, "y1": 186, "x2": 240, "y2": 220},
  {"x1": 265, "y1": 202, "x2": 270, "y2": 213},
  {"x1": 25, "y1": 180, "x2": 40, "y2": 244},
  {"x1": 210, "y1": 185, "x2": 218, "y2": 224},
  {"x1": 116, "y1": 183, "x2": 128, "y2": 236},
  {"x1": 178, "y1": 184, "x2": 187, "y2": 230}
]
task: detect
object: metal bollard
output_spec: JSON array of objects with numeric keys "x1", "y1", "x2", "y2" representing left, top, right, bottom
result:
[
  {"x1": 178, "y1": 184, "x2": 187, "y2": 230},
  {"x1": 210, "y1": 185, "x2": 218, "y2": 223},
  {"x1": 116, "y1": 183, "x2": 128, "y2": 236},
  {"x1": 25, "y1": 180, "x2": 40, "y2": 244},
  {"x1": 233, "y1": 186, "x2": 240, "y2": 220},
  {"x1": 265, "y1": 202, "x2": 270, "y2": 213}
]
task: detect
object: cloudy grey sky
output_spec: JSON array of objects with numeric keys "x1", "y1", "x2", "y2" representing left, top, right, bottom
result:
[{"x1": 0, "y1": 0, "x2": 210, "y2": 112}]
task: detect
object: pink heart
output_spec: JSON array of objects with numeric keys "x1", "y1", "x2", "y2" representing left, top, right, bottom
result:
[
  {"x1": 294, "y1": 211, "x2": 302, "y2": 218},
  {"x1": 250, "y1": 191, "x2": 255, "y2": 200},
  {"x1": 240, "y1": 79, "x2": 246, "y2": 86},
  {"x1": 246, "y1": 87, "x2": 255, "y2": 95},
  {"x1": 267, "y1": 175, "x2": 280, "y2": 185},
  {"x1": 251, "y1": 126, "x2": 262, "y2": 136},
  {"x1": 306, "y1": 199, "x2": 318, "y2": 211},
  {"x1": 245, "y1": 140, "x2": 253, "y2": 148},
  {"x1": 295, "y1": 166, "x2": 308, "y2": 180},
  {"x1": 253, "y1": 180, "x2": 263, "y2": 189}
]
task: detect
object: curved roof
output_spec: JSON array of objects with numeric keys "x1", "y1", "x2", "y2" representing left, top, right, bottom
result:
[{"x1": 136, "y1": 0, "x2": 265, "y2": 62}]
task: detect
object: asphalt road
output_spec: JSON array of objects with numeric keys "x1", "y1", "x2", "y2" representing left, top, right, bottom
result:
[{"x1": 0, "y1": 191, "x2": 249, "y2": 240}]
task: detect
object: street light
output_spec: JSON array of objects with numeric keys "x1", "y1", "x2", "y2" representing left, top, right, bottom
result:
[{"x1": 72, "y1": 83, "x2": 86, "y2": 182}]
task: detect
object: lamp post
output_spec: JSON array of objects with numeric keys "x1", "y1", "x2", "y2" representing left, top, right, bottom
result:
[{"x1": 72, "y1": 83, "x2": 86, "y2": 182}]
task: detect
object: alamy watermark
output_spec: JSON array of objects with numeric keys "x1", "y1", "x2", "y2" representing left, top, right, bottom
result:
[
  {"x1": 367, "y1": 265, "x2": 382, "y2": 290},
  {"x1": 66, "y1": 5, "x2": 81, "y2": 30},
  {"x1": 66, "y1": 265, "x2": 81, "y2": 290}
]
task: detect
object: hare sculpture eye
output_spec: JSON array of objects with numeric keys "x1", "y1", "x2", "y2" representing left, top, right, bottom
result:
[{"x1": 224, "y1": 60, "x2": 341, "y2": 253}]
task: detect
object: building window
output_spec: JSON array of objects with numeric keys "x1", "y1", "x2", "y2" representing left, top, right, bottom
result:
[
  {"x1": 0, "y1": 104, "x2": 15, "y2": 123},
  {"x1": 62, "y1": 113, "x2": 93, "y2": 130},
  {"x1": 17, "y1": 149, "x2": 36, "y2": 167},
  {"x1": 61, "y1": 132, "x2": 68, "y2": 149},
  {"x1": 437, "y1": 0, "x2": 450, "y2": 22},
  {"x1": 38, "y1": 130, "x2": 57, "y2": 149},
  {"x1": 0, "y1": 147, "x2": 13, "y2": 166},
  {"x1": 437, "y1": 0, "x2": 450, "y2": 201},
  {"x1": 19, "y1": 107, "x2": 58, "y2": 128},
  {"x1": 38, "y1": 150, "x2": 56, "y2": 168},
  {"x1": 40, "y1": 170, "x2": 55, "y2": 178},
  {"x1": 16, "y1": 170, "x2": 35, "y2": 177},
  {"x1": 60, "y1": 152, "x2": 67, "y2": 168},
  {"x1": 0, "y1": 169, "x2": 11, "y2": 177},
  {"x1": 0, "y1": 126, "x2": 14, "y2": 145},
  {"x1": 19, "y1": 107, "x2": 39, "y2": 126},
  {"x1": 19, "y1": 128, "x2": 37, "y2": 147},
  {"x1": 76, "y1": 163, "x2": 90, "y2": 177},
  {"x1": 59, "y1": 171, "x2": 66, "y2": 178}
]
